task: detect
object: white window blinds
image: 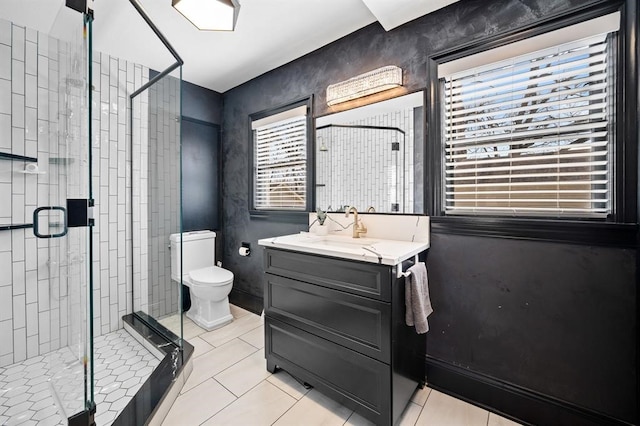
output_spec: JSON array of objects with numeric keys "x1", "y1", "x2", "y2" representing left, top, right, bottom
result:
[
  {"x1": 253, "y1": 109, "x2": 307, "y2": 210},
  {"x1": 441, "y1": 29, "x2": 616, "y2": 217}
]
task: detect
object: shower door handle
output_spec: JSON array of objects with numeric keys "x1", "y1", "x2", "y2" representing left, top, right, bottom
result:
[{"x1": 33, "y1": 206, "x2": 68, "y2": 238}]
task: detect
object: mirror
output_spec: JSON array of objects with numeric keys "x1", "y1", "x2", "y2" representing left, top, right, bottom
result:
[{"x1": 315, "y1": 91, "x2": 424, "y2": 214}]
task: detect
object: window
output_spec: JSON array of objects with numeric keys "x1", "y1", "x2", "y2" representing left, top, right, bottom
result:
[
  {"x1": 439, "y1": 13, "x2": 619, "y2": 218},
  {"x1": 250, "y1": 99, "x2": 311, "y2": 215}
]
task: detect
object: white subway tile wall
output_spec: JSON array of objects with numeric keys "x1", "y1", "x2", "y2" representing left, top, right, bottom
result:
[
  {"x1": 316, "y1": 108, "x2": 414, "y2": 213},
  {"x1": 0, "y1": 18, "x2": 154, "y2": 368},
  {"x1": 146, "y1": 75, "x2": 180, "y2": 318}
]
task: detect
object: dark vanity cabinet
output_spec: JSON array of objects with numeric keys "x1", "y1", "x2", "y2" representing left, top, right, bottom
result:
[{"x1": 263, "y1": 247, "x2": 426, "y2": 426}]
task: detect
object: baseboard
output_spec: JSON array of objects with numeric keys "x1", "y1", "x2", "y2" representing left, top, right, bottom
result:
[
  {"x1": 229, "y1": 288, "x2": 263, "y2": 315},
  {"x1": 426, "y1": 356, "x2": 634, "y2": 426}
]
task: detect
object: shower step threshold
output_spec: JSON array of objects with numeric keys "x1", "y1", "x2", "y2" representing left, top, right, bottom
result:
[{"x1": 116, "y1": 313, "x2": 194, "y2": 426}]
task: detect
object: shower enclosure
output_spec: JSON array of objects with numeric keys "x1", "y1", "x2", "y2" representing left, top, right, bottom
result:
[
  {"x1": 128, "y1": 0, "x2": 185, "y2": 349},
  {"x1": 0, "y1": 0, "x2": 185, "y2": 424},
  {"x1": 42, "y1": 10, "x2": 95, "y2": 421},
  {"x1": 315, "y1": 124, "x2": 407, "y2": 213},
  {"x1": 0, "y1": 4, "x2": 96, "y2": 424}
]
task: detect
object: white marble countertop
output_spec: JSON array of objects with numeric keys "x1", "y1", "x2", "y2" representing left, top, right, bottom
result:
[{"x1": 258, "y1": 232, "x2": 429, "y2": 266}]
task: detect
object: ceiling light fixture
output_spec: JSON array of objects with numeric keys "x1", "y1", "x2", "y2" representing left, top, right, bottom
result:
[
  {"x1": 172, "y1": 0, "x2": 241, "y2": 31},
  {"x1": 326, "y1": 66, "x2": 403, "y2": 106}
]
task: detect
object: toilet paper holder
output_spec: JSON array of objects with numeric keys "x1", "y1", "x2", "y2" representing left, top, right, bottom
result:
[{"x1": 239, "y1": 242, "x2": 251, "y2": 257}]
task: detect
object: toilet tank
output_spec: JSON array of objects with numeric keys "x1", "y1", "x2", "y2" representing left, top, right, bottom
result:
[{"x1": 170, "y1": 231, "x2": 216, "y2": 281}]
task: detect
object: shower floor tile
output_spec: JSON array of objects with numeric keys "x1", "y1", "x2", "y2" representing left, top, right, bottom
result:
[{"x1": 0, "y1": 329, "x2": 160, "y2": 426}]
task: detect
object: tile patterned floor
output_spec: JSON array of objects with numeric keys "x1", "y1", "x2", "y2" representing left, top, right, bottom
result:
[
  {"x1": 0, "y1": 329, "x2": 160, "y2": 426},
  {"x1": 92, "y1": 330, "x2": 161, "y2": 425},
  {"x1": 160, "y1": 305, "x2": 524, "y2": 426}
]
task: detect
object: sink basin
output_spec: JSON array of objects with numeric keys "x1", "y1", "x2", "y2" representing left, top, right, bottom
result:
[{"x1": 258, "y1": 232, "x2": 428, "y2": 265}]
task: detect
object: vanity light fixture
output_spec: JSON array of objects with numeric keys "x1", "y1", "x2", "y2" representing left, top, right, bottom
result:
[
  {"x1": 326, "y1": 65, "x2": 403, "y2": 106},
  {"x1": 172, "y1": 0, "x2": 240, "y2": 31}
]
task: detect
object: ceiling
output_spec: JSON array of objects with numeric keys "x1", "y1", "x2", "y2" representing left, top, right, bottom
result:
[{"x1": 1, "y1": 0, "x2": 459, "y2": 93}]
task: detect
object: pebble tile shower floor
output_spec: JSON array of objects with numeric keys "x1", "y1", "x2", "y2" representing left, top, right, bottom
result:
[{"x1": 0, "y1": 329, "x2": 160, "y2": 426}]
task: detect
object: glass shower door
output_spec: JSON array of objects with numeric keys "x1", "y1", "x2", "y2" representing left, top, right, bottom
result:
[{"x1": 31, "y1": 6, "x2": 95, "y2": 422}]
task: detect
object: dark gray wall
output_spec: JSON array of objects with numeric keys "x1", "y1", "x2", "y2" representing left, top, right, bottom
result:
[
  {"x1": 182, "y1": 80, "x2": 223, "y2": 125},
  {"x1": 181, "y1": 119, "x2": 220, "y2": 232},
  {"x1": 219, "y1": 0, "x2": 637, "y2": 423},
  {"x1": 179, "y1": 80, "x2": 223, "y2": 233},
  {"x1": 427, "y1": 234, "x2": 636, "y2": 421}
]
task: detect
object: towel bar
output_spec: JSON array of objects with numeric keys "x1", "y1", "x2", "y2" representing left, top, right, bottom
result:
[{"x1": 397, "y1": 254, "x2": 419, "y2": 278}]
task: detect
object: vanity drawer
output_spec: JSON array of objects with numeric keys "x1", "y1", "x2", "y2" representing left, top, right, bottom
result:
[
  {"x1": 264, "y1": 248, "x2": 392, "y2": 302},
  {"x1": 265, "y1": 273, "x2": 391, "y2": 363},
  {"x1": 266, "y1": 317, "x2": 390, "y2": 424}
]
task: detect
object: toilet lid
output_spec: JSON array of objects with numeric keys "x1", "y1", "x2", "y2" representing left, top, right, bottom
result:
[{"x1": 189, "y1": 266, "x2": 234, "y2": 286}]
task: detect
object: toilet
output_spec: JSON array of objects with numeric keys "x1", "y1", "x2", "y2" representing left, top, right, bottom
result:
[{"x1": 170, "y1": 231, "x2": 234, "y2": 331}]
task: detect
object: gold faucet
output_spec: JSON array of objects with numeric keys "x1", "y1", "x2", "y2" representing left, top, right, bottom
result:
[{"x1": 345, "y1": 206, "x2": 367, "y2": 238}]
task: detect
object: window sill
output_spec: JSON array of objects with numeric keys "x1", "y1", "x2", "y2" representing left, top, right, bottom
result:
[
  {"x1": 430, "y1": 216, "x2": 638, "y2": 248},
  {"x1": 249, "y1": 209, "x2": 309, "y2": 224}
]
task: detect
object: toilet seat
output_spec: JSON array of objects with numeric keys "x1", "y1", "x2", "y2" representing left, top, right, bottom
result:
[{"x1": 188, "y1": 266, "x2": 234, "y2": 287}]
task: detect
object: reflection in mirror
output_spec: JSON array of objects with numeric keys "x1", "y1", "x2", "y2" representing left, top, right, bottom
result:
[{"x1": 315, "y1": 91, "x2": 424, "y2": 214}]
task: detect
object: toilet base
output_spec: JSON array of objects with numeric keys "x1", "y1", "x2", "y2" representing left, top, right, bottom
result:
[
  {"x1": 186, "y1": 295, "x2": 234, "y2": 331},
  {"x1": 187, "y1": 311, "x2": 233, "y2": 331}
]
